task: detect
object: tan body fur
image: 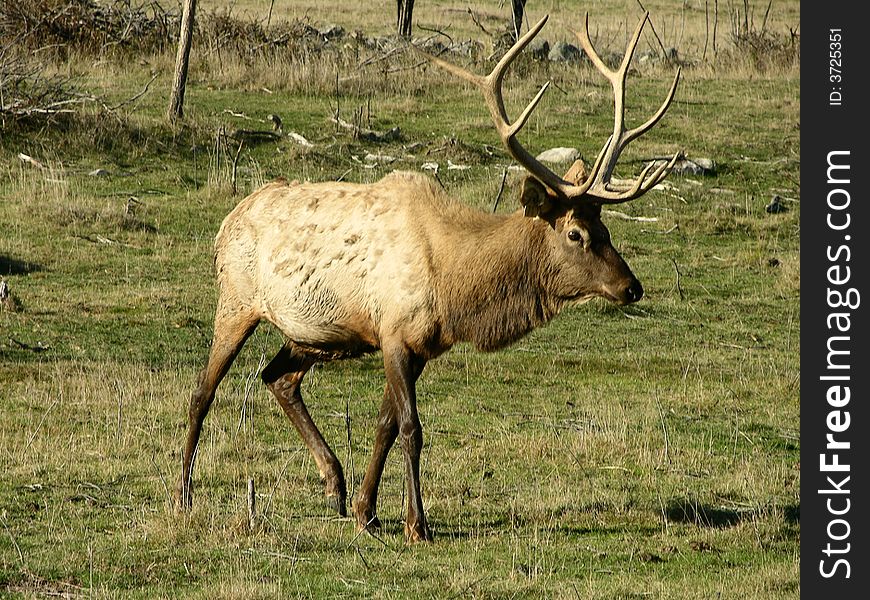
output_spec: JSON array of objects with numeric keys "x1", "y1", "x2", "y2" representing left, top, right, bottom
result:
[{"x1": 216, "y1": 172, "x2": 569, "y2": 360}]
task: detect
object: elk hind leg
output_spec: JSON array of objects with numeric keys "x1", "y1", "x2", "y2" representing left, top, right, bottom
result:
[
  {"x1": 262, "y1": 344, "x2": 347, "y2": 516},
  {"x1": 353, "y1": 389, "x2": 397, "y2": 532},
  {"x1": 178, "y1": 302, "x2": 259, "y2": 509}
]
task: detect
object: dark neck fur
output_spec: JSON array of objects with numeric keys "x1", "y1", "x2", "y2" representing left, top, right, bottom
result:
[{"x1": 436, "y1": 212, "x2": 565, "y2": 351}]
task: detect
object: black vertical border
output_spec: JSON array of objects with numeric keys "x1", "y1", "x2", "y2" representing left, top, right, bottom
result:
[{"x1": 801, "y1": 3, "x2": 869, "y2": 596}]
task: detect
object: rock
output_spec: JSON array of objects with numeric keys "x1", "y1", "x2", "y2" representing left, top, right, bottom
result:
[
  {"x1": 319, "y1": 25, "x2": 345, "y2": 40},
  {"x1": 527, "y1": 38, "x2": 550, "y2": 60},
  {"x1": 364, "y1": 153, "x2": 396, "y2": 163},
  {"x1": 638, "y1": 48, "x2": 680, "y2": 65},
  {"x1": 693, "y1": 157, "x2": 715, "y2": 172},
  {"x1": 449, "y1": 39, "x2": 483, "y2": 58},
  {"x1": 287, "y1": 132, "x2": 314, "y2": 148},
  {"x1": 536, "y1": 147, "x2": 581, "y2": 164},
  {"x1": 416, "y1": 37, "x2": 447, "y2": 55},
  {"x1": 548, "y1": 41, "x2": 583, "y2": 63},
  {"x1": 600, "y1": 51, "x2": 624, "y2": 69},
  {"x1": 765, "y1": 195, "x2": 788, "y2": 214},
  {"x1": 637, "y1": 50, "x2": 658, "y2": 65},
  {"x1": 661, "y1": 157, "x2": 716, "y2": 176}
]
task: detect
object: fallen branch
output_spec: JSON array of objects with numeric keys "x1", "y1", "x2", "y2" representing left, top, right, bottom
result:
[
  {"x1": 9, "y1": 338, "x2": 49, "y2": 353},
  {"x1": 330, "y1": 115, "x2": 401, "y2": 143},
  {"x1": 603, "y1": 209, "x2": 659, "y2": 222},
  {"x1": 17, "y1": 153, "x2": 45, "y2": 169},
  {"x1": 110, "y1": 73, "x2": 158, "y2": 111},
  {"x1": 491, "y1": 168, "x2": 508, "y2": 213},
  {"x1": 467, "y1": 8, "x2": 492, "y2": 36}
]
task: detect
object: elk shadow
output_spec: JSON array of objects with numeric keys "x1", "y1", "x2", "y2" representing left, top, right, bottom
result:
[
  {"x1": 1, "y1": 255, "x2": 42, "y2": 276},
  {"x1": 664, "y1": 497, "x2": 743, "y2": 528},
  {"x1": 783, "y1": 503, "x2": 799, "y2": 524}
]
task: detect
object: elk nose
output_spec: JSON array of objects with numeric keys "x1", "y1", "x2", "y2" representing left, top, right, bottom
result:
[{"x1": 624, "y1": 279, "x2": 644, "y2": 304}]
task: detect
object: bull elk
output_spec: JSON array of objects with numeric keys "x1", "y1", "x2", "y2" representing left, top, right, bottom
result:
[{"x1": 177, "y1": 12, "x2": 680, "y2": 542}]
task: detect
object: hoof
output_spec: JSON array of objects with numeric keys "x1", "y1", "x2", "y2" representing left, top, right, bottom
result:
[
  {"x1": 405, "y1": 521, "x2": 433, "y2": 543},
  {"x1": 351, "y1": 498, "x2": 381, "y2": 532},
  {"x1": 325, "y1": 493, "x2": 347, "y2": 517},
  {"x1": 174, "y1": 483, "x2": 192, "y2": 512},
  {"x1": 357, "y1": 514, "x2": 382, "y2": 532}
]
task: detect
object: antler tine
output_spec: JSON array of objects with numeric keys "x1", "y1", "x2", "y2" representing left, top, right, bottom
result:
[
  {"x1": 416, "y1": 14, "x2": 592, "y2": 201},
  {"x1": 575, "y1": 11, "x2": 648, "y2": 83},
  {"x1": 624, "y1": 68, "x2": 681, "y2": 147},
  {"x1": 573, "y1": 12, "x2": 649, "y2": 186},
  {"x1": 489, "y1": 15, "x2": 551, "y2": 89},
  {"x1": 570, "y1": 12, "x2": 681, "y2": 205},
  {"x1": 594, "y1": 151, "x2": 681, "y2": 203}
]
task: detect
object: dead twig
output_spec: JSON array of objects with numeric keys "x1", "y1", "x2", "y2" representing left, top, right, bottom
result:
[
  {"x1": 150, "y1": 455, "x2": 173, "y2": 507},
  {"x1": 492, "y1": 168, "x2": 508, "y2": 213},
  {"x1": 110, "y1": 73, "x2": 158, "y2": 111},
  {"x1": 602, "y1": 209, "x2": 658, "y2": 222},
  {"x1": 655, "y1": 398, "x2": 671, "y2": 466},
  {"x1": 1, "y1": 511, "x2": 24, "y2": 566},
  {"x1": 467, "y1": 8, "x2": 492, "y2": 36},
  {"x1": 231, "y1": 140, "x2": 244, "y2": 196},
  {"x1": 635, "y1": 0, "x2": 670, "y2": 60},
  {"x1": 671, "y1": 258, "x2": 685, "y2": 300},
  {"x1": 247, "y1": 478, "x2": 256, "y2": 530},
  {"x1": 416, "y1": 24, "x2": 453, "y2": 47}
]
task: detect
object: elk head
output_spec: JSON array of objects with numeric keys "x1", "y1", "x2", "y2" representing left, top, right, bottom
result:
[{"x1": 418, "y1": 12, "x2": 681, "y2": 306}]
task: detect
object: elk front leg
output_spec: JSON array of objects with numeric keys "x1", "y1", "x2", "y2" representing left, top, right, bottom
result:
[
  {"x1": 262, "y1": 344, "x2": 347, "y2": 516},
  {"x1": 382, "y1": 343, "x2": 430, "y2": 542}
]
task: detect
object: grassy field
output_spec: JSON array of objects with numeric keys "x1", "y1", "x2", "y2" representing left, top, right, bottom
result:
[{"x1": 1, "y1": 1, "x2": 799, "y2": 597}]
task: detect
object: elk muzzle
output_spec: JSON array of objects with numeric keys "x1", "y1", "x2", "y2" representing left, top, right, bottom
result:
[
  {"x1": 598, "y1": 275, "x2": 643, "y2": 306},
  {"x1": 622, "y1": 277, "x2": 644, "y2": 304}
]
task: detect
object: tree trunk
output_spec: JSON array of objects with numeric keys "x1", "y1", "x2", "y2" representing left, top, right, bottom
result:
[
  {"x1": 168, "y1": 0, "x2": 197, "y2": 123},
  {"x1": 397, "y1": 0, "x2": 415, "y2": 38},
  {"x1": 511, "y1": 0, "x2": 527, "y2": 42}
]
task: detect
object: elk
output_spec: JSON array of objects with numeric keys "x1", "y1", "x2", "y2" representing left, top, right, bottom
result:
[{"x1": 177, "y1": 12, "x2": 680, "y2": 543}]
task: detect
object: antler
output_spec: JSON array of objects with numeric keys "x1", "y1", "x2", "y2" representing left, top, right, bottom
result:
[
  {"x1": 573, "y1": 12, "x2": 681, "y2": 202},
  {"x1": 416, "y1": 13, "x2": 681, "y2": 205}
]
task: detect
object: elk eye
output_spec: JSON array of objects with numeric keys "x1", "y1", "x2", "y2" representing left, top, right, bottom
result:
[{"x1": 567, "y1": 229, "x2": 584, "y2": 244}]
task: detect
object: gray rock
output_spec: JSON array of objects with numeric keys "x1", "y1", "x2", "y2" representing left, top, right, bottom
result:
[
  {"x1": 765, "y1": 195, "x2": 788, "y2": 214},
  {"x1": 548, "y1": 41, "x2": 583, "y2": 63},
  {"x1": 536, "y1": 147, "x2": 581, "y2": 164},
  {"x1": 449, "y1": 39, "x2": 483, "y2": 58},
  {"x1": 416, "y1": 37, "x2": 447, "y2": 54},
  {"x1": 319, "y1": 25, "x2": 345, "y2": 40},
  {"x1": 527, "y1": 39, "x2": 550, "y2": 60},
  {"x1": 662, "y1": 157, "x2": 716, "y2": 176}
]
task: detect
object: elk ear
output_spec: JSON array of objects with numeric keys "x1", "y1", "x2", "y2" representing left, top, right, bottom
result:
[
  {"x1": 563, "y1": 158, "x2": 589, "y2": 185},
  {"x1": 520, "y1": 177, "x2": 554, "y2": 219}
]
